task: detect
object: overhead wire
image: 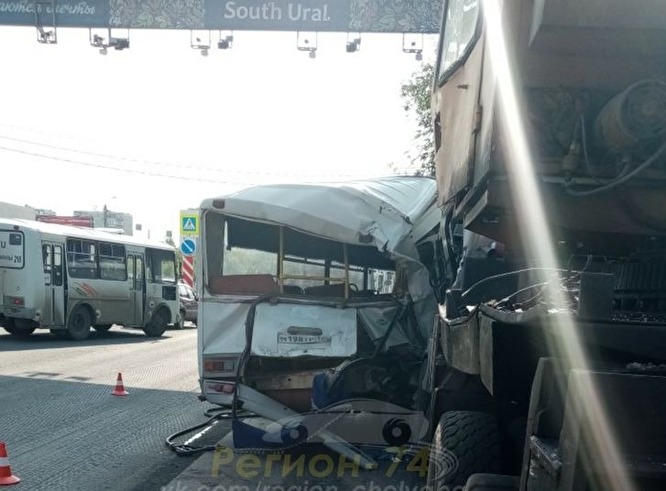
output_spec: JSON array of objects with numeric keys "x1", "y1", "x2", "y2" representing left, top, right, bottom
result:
[
  {"x1": 0, "y1": 133, "x2": 233, "y2": 174},
  {"x1": 0, "y1": 142, "x2": 391, "y2": 186},
  {"x1": 0, "y1": 144, "x2": 250, "y2": 185},
  {"x1": 0, "y1": 131, "x2": 394, "y2": 181}
]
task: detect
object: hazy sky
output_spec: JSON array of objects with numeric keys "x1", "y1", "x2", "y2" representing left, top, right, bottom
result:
[{"x1": 0, "y1": 26, "x2": 437, "y2": 242}]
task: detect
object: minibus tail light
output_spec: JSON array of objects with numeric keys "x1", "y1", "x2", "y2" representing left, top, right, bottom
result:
[
  {"x1": 203, "y1": 356, "x2": 237, "y2": 376},
  {"x1": 206, "y1": 381, "x2": 236, "y2": 394}
]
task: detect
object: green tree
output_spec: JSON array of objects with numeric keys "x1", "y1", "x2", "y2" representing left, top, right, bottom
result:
[{"x1": 400, "y1": 63, "x2": 436, "y2": 177}]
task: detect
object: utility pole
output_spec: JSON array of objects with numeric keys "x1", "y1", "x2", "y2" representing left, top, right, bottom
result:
[{"x1": 103, "y1": 204, "x2": 108, "y2": 228}]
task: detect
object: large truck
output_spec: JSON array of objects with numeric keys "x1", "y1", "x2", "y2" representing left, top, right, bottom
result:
[{"x1": 423, "y1": 0, "x2": 666, "y2": 489}]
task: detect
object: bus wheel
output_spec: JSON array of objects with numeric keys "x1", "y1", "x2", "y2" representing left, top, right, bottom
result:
[
  {"x1": 8, "y1": 319, "x2": 36, "y2": 338},
  {"x1": 5, "y1": 326, "x2": 35, "y2": 338},
  {"x1": 144, "y1": 309, "x2": 167, "y2": 337},
  {"x1": 173, "y1": 309, "x2": 186, "y2": 330},
  {"x1": 67, "y1": 307, "x2": 92, "y2": 341}
]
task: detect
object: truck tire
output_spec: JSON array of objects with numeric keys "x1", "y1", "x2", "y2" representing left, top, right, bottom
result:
[
  {"x1": 67, "y1": 306, "x2": 92, "y2": 341},
  {"x1": 465, "y1": 474, "x2": 519, "y2": 491},
  {"x1": 427, "y1": 411, "x2": 502, "y2": 487},
  {"x1": 143, "y1": 308, "x2": 167, "y2": 337}
]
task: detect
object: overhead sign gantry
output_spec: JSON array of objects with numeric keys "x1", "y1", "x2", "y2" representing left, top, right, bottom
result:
[
  {"x1": 0, "y1": 0, "x2": 441, "y2": 32},
  {"x1": 0, "y1": 0, "x2": 441, "y2": 56}
]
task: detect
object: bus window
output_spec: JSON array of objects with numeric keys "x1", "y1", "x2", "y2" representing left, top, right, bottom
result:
[
  {"x1": 127, "y1": 256, "x2": 145, "y2": 290},
  {"x1": 43, "y1": 244, "x2": 64, "y2": 286},
  {"x1": 42, "y1": 244, "x2": 52, "y2": 285},
  {"x1": 99, "y1": 243, "x2": 127, "y2": 281},
  {"x1": 282, "y1": 257, "x2": 325, "y2": 290},
  {"x1": 205, "y1": 212, "x2": 395, "y2": 297},
  {"x1": 146, "y1": 249, "x2": 176, "y2": 284},
  {"x1": 67, "y1": 239, "x2": 98, "y2": 279},
  {"x1": 53, "y1": 245, "x2": 63, "y2": 286},
  {"x1": 136, "y1": 257, "x2": 144, "y2": 285},
  {"x1": 127, "y1": 255, "x2": 135, "y2": 286}
]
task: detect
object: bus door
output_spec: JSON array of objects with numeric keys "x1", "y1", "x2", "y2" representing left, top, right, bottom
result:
[
  {"x1": 42, "y1": 242, "x2": 65, "y2": 326},
  {"x1": 128, "y1": 254, "x2": 145, "y2": 325}
]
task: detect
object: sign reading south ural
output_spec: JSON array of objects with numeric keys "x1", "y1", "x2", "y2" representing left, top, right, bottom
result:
[{"x1": 0, "y1": 0, "x2": 442, "y2": 33}]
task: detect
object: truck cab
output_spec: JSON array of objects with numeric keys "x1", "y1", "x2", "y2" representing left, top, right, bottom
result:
[{"x1": 434, "y1": 0, "x2": 666, "y2": 251}]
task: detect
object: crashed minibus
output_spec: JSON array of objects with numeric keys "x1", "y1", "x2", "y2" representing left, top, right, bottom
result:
[{"x1": 196, "y1": 177, "x2": 441, "y2": 464}]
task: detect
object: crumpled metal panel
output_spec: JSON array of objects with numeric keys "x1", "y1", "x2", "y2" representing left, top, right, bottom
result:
[
  {"x1": 358, "y1": 306, "x2": 409, "y2": 349},
  {"x1": 200, "y1": 300, "x2": 252, "y2": 356},
  {"x1": 200, "y1": 176, "x2": 440, "y2": 263}
]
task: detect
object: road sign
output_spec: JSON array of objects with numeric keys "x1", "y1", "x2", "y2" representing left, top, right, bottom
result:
[
  {"x1": 180, "y1": 212, "x2": 199, "y2": 236},
  {"x1": 180, "y1": 238, "x2": 196, "y2": 256},
  {"x1": 181, "y1": 255, "x2": 195, "y2": 287},
  {"x1": 0, "y1": 0, "x2": 441, "y2": 33}
]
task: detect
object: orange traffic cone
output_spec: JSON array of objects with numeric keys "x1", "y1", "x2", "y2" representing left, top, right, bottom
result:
[
  {"x1": 0, "y1": 442, "x2": 20, "y2": 486},
  {"x1": 112, "y1": 372, "x2": 129, "y2": 396}
]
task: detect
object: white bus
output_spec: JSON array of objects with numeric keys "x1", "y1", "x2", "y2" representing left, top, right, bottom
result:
[
  {"x1": 196, "y1": 177, "x2": 441, "y2": 462},
  {"x1": 0, "y1": 218, "x2": 180, "y2": 340}
]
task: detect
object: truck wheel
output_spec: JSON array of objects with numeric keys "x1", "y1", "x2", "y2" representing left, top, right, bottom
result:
[
  {"x1": 67, "y1": 306, "x2": 92, "y2": 341},
  {"x1": 464, "y1": 474, "x2": 519, "y2": 490},
  {"x1": 427, "y1": 411, "x2": 502, "y2": 487},
  {"x1": 144, "y1": 308, "x2": 167, "y2": 337}
]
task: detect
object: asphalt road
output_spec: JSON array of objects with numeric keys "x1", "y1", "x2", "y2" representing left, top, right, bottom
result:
[
  {"x1": 0, "y1": 325, "x2": 219, "y2": 491},
  {"x1": 1, "y1": 326, "x2": 431, "y2": 491}
]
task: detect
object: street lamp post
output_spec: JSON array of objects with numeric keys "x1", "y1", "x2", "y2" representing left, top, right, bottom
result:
[{"x1": 101, "y1": 196, "x2": 116, "y2": 229}]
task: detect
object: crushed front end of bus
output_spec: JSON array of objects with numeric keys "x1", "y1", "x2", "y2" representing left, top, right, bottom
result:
[{"x1": 197, "y1": 177, "x2": 442, "y2": 465}]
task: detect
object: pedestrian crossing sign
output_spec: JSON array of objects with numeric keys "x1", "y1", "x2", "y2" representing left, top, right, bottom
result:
[{"x1": 180, "y1": 212, "x2": 199, "y2": 236}]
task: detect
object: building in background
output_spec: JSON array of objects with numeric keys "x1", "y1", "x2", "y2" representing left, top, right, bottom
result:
[
  {"x1": 73, "y1": 208, "x2": 134, "y2": 235},
  {"x1": 36, "y1": 215, "x2": 94, "y2": 227},
  {"x1": 0, "y1": 201, "x2": 38, "y2": 220},
  {"x1": 0, "y1": 201, "x2": 133, "y2": 235}
]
